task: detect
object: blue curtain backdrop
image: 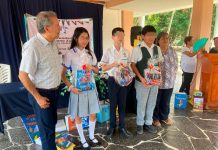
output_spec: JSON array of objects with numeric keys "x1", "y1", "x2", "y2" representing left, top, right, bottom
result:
[{"x1": 0, "y1": 0, "x2": 103, "y2": 81}]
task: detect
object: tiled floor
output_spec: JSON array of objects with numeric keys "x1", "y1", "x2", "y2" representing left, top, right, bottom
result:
[{"x1": 1, "y1": 51, "x2": 218, "y2": 150}]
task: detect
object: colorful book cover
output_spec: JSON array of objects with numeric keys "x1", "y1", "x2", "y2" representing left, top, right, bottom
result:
[
  {"x1": 65, "y1": 115, "x2": 89, "y2": 131},
  {"x1": 193, "y1": 90, "x2": 203, "y2": 97},
  {"x1": 144, "y1": 58, "x2": 162, "y2": 86},
  {"x1": 65, "y1": 115, "x2": 76, "y2": 131},
  {"x1": 114, "y1": 64, "x2": 133, "y2": 87},
  {"x1": 144, "y1": 66, "x2": 162, "y2": 86},
  {"x1": 56, "y1": 132, "x2": 75, "y2": 150},
  {"x1": 82, "y1": 116, "x2": 89, "y2": 129},
  {"x1": 21, "y1": 114, "x2": 40, "y2": 144},
  {"x1": 174, "y1": 92, "x2": 187, "y2": 109},
  {"x1": 75, "y1": 69, "x2": 95, "y2": 91},
  {"x1": 193, "y1": 97, "x2": 204, "y2": 111}
]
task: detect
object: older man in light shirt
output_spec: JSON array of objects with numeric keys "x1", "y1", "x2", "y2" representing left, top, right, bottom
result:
[{"x1": 19, "y1": 11, "x2": 61, "y2": 150}]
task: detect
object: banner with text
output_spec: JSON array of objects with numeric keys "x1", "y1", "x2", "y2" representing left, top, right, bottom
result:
[{"x1": 25, "y1": 16, "x2": 93, "y2": 54}]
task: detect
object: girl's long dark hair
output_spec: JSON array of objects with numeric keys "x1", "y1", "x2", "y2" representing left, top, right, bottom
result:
[{"x1": 70, "y1": 27, "x2": 93, "y2": 59}]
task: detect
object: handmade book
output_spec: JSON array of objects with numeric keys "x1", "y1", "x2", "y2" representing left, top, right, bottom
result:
[
  {"x1": 114, "y1": 63, "x2": 133, "y2": 87},
  {"x1": 193, "y1": 96, "x2": 204, "y2": 111},
  {"x1": 144, "y1": 58, "x2": 162, "y2": 86},
  {"x1": 75, "y1": 69, "x2": 95, "y2": 91},
  {"x1": 56, "y1": 132, "x2": 75, "y2": 150},
  {"x1": 65, "y1": 115, "x2": 89, "y2": 131},
  {"x1": 21, "y1": 114, "x2": 40, "y2": 144}
]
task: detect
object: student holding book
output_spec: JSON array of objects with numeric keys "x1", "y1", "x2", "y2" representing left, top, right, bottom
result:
[
  {"x1": 62, "y1": 27, "x2": 100, "y2": 150},
  {"x1": 131, "y1": 25, "x2": 163, "y2": 135},
  {"x1": 101, "y1": 27, "x2": 132, "y2": 139}
]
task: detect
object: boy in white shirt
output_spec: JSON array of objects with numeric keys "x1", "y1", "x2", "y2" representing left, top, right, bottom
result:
[
  {"x1": 101, "y1": 27, "x2": 132, "y2": 138},
  {"x1": 131, "y1": 25, "x2": 163, "y2": 135}
]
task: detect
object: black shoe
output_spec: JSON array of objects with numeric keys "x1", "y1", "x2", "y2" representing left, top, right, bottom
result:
[
  {"x1": 119, "y1": 128, "x2": 133, "y2": 138},
  {"x1": 106, "y1": 128, "x2": 115, "y2": 138},
  {"x1": 89, "y1": 137, "x2": 101, "y2": 147},
  {"x1": 81, "y1": 141, "x2": 91, "y2": 150},
  {"x1": 143, "y1": 124, "x2": 157, "y2": 134},
  {"x1": 137, "y1": 125, "x2": 143, "y2": 135}
]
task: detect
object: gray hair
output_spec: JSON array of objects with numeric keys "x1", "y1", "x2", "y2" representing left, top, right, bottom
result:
[{"x1": 36, "y1": 11, "x2": 57, "y2": 33}]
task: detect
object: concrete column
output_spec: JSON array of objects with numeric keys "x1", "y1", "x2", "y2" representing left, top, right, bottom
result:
[
  {"x1": 167, "y1": 10, "x2": 175, "y2": 33},
  {"x1": 189, "y1": 0, "x2": 214, "y2": 95},
  {"x1": 138, "y1": 16, "x2": 145, "y2": 27},
  {"x1": 122, "y1": 10, "x2": 133, "y2": 51},
  {"x1": 190, "y1": 0, "x2": 213, "y2": 48},
  {"x1": 103, "y1": 8, "x2": 121, "y2": 50}
]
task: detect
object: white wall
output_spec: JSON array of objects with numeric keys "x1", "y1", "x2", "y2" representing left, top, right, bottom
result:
[{"x1": 102, "y1": 8, "x2": 121, "y2": 51}]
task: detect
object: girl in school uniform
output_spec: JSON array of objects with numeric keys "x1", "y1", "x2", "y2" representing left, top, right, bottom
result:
[{"x1": 61, "y1": 27, "x2": 100, "y2": 150}]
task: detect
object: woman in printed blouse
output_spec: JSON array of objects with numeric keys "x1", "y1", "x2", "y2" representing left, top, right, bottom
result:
[{"x1": 153, "y1": 32, "x2": 178, "y2": 127}]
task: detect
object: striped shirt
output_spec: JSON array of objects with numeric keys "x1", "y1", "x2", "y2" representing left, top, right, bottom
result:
[{"x1": 19, "y1": 33, "x2": 62, "y2": 89}]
